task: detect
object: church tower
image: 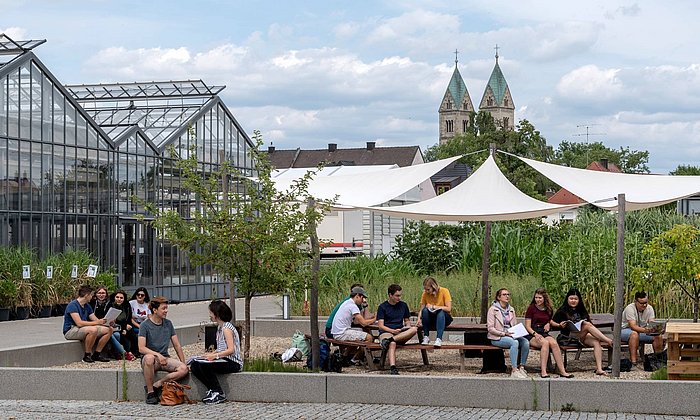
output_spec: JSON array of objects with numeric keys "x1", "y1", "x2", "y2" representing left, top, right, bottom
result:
[
  {"x1": 438, "y1": 51, "x2": 475, "y2": 144},
  {"x1": 479, "y1": 45, "x2": 515, "y2": 130}
]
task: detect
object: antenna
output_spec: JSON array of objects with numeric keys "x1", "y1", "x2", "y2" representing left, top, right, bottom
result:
[
  {"x1": 573, "y1": 124, "x2": 606, "y2": 166},
  {"x1": 573, "y1": 124, "x2": 605, "y2": 144}
]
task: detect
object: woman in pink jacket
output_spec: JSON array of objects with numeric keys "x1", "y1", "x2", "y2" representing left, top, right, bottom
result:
[{"x1": 487, "y1": 288, "x2": 530, "y2": 378}]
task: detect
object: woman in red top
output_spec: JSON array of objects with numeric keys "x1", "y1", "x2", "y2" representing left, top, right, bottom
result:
[{"x1": 524, "y1": 288, "x2": 574, "y2": 378}]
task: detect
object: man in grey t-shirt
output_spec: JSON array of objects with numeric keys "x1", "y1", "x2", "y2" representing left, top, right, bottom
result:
[
  {"x1": 620, "y1": 291, "x2": 664, "y2": 366},
  {"x1": 138, "y1": 296, "x2": 188, "y2": 404}
]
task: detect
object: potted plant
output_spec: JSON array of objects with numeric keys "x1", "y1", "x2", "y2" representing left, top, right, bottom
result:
[{"x1": 0, "y1": 279, "x2": 18, "y2": 321}]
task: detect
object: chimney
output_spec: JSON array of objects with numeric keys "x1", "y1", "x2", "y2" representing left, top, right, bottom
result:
[
  {"x1": 328, "y1": 143, "x2": 337, "y2": 152},
  {"x1": 366, "y1": 141, "x2": 376, "y2": 151},
  {"x1": 267, "y1": 145, "x2": 275, "y2": 153},
  {"x1": 600, "y1": 158, "x2": 609, "y2": 170}
]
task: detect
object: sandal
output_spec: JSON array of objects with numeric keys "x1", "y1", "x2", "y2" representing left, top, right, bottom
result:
[
  {"x1": 594, "y1": 370, "x2": 608, "y2": 376},
  {"x1": 540, "y1": 374, "x2": 550, "y2": 378},
  {"x1": 559, "y1": 373, "x2": 574, "y2": 378}
]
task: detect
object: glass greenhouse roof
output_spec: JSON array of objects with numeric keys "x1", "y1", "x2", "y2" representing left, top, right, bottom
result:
[
  {"x1": 0, "y1": 34, "x2": 46, "y2": 70},
  {"x1": 66, "y1": 80, "x2": 225, "y2": 148}
]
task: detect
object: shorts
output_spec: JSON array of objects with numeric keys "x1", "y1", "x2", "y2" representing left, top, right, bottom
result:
[
  {"x1": 64, "y1": 325, "x2": 110, "y2": 341},
  {"x1": 621, "y1": 328, "x2": 655, "y2": 343},
  {"x1": 333, "y1": 329, "x2": 368, "y2": 341},
  {"x1": 141, "y1": 354, "x2": 184, "y2": 373}
]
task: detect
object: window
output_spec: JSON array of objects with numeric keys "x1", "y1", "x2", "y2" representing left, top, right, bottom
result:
[
  {"x1": 504, "y1": 98, "x2": 508, "y2": 107},
  {"x1": 446, "y1": 101, "x2": 452, "y2": 110},
  {"x1": 503, "y1": 117, "x2": 509, "y2": 128},
  {"x1": 436, "y1": 184, "x2": 450, "y2": 195},
  {"x1": 463, "y1": 120, "x2": 468, "y2": 132},
  {"x1": 487, "y1": 97, "x2": 493, "y2": 107},
  {"x1": 446, "y1": 120, "x2": 454, "y2": 133}
]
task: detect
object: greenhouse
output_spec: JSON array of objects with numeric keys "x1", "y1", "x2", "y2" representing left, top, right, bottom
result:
[{"x1": 0, "y1": 35, "x2": 256, "y2": 301}]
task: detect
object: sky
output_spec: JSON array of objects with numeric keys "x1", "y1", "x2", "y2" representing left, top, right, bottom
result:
[{"x1": 3, "y1": 0, "x2": 700, "y2": 173}]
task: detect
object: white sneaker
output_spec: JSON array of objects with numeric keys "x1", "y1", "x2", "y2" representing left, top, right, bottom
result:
[
  {"x1": 511, "y1": 370, "x2": 523, "y2": 378},
  {"x1": 433, "y1": 338, "x2": 443, "y2": 347},
  {"x1": 421, "y1": 336, "x2": 430, "y2": 345},
  {"x1": 519, "y1": 366, "x2": 528, "y2": 377}
]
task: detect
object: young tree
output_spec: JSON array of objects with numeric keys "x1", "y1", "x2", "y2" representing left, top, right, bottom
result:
[
  {"x1": 146, "y1": 130, "x2": 331, "y2": 356},
  {"x1": 670, "y1": 165, "x2": 700, "y2": 176},
  {"x1": 636, "y1": 224, "x2": 700, "y2": 322}
]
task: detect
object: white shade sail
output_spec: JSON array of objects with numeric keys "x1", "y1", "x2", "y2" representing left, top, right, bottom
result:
[
  {"x1": 271, "y1": 155, "x2": 462, "y2": 208},
  {"x1": 363, "y1": 155, "x2": 581, "y2": 221},
  {"x1": 517, "y1": 156, "x2": 700, "y2": 211}
]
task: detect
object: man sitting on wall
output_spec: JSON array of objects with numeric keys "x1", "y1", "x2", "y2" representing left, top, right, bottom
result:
[
  {"x1": 62, "y1": 284, "x2": 112, "y2": 363},
  {"x1": 139, "y1": 296, "x2": 188, "y2": 404},
  {"x1": 330, "y1": 286, "x2": 375, "y2": 365},
  {"x1": 621, "y1": 291, "x2": 665, "y2": 367},
  {"x1": 377, "y1": 284, "x2": 417, "y2": 375}
]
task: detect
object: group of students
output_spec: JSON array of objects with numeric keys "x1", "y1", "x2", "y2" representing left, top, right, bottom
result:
[
  {"x1": 327, "y1": 276, "x2": 662, "y2": 378},
  {"x1": 62, "y1": 284, "x2": 243, "y2": 404}
]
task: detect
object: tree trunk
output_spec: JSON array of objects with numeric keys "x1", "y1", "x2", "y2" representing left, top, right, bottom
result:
[
  {"x1": 229, "y1": 277, "x2": 236, "y2": 323},
  {"x1": 244, "y1": 293, "x2": 252, "y2": 359},
  {"x1": 693, "y1": 297, "x2": 698, "y2": 323},
  {"x1": 307, "y1": 198, "x2": 321, "y2": 371}
]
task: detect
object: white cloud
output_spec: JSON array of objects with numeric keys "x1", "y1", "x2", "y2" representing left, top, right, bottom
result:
[
  {"x1": 0, "y1": 26, "x2": 28, "y2": 40},
  {"x1": 557, "y1": 65, "x2": 622, "y2": 101}
]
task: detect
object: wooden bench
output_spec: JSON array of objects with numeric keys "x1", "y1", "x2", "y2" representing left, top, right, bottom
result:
[{"x1": 325, "y1": 338, "x2": 502, "y2": 371}]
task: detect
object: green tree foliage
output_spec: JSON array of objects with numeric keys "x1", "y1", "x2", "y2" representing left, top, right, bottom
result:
[
  {"x1": 553, "y1": 141, "x2": 650, "y2": 173},
  {"x1": 146, "y1": 130, "x2": 330, "y2": 356},
  {"x1": 670, "y1": 164, "x2": 700, "y2": 175},
  {"x1": 635, "y1": 224, "x2": 700, "y2": 322},
  {"x1": 425, "y1": 115, "x2": 554, "y2": 199}
]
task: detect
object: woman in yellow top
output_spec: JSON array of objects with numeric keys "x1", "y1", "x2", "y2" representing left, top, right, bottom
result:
[{"x1": 417, "y1": 276, "x2": 453, "y2": 347}]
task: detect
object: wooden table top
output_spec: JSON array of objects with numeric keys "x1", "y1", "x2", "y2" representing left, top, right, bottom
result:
[{"x1": 666, "y1": 322, "x2": 700, "y2": 334}]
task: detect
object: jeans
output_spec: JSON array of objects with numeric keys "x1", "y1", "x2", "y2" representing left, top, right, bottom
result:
[
  {"x1": 491, "y1": 336, "x2": 530, "y2": 368},
  {"x1": 620, "y1": 327, "x2": 655, "y2": 343},
  {"x1": 110, "y1": 332, "x2": 125, "y2": 355},
  {"x1": 421, "y1": 307, "x2": 453, "y2": 340}
]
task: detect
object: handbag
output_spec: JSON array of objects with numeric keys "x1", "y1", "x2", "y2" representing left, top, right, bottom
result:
[
  {"x1": 160, "y1": 381, "x2": 194, "y2": 406},
  {"x1": 556, "y1": 333, "x2": 581, "y2": 348}
]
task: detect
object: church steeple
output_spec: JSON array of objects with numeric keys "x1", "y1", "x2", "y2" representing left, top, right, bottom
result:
[
  {"x1": 479, "y1": 45, "x2": 515, "y2": 130},
  {"x1": 439, "y1": 50, "x2": 475, "y2": 144}
]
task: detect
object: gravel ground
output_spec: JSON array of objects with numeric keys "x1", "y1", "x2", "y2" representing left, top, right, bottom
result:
[{"x1": 52, "y1": 335, "x2": 653, "y2": 380}]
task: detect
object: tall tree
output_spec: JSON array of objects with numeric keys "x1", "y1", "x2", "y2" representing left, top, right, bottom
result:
[
  {"x1": 425, "y1": 115, "x2": 554, "y2": 199},
  {"x1": 670, "y1": 164, "x2": 700, "y2": 176},
  {"x1": 146, "y1": 130, "x2": 331, "y2": 357},
  {"x1": 553, "y1": 141, "x2": 650, "y2": 173}
]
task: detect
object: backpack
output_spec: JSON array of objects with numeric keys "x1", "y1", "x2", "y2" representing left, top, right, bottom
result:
[
  {"x1": 644, "y1": 350, "x2": 668, "y2": 372},
  {"x1": 306, "y1": 339, "x2": 340, "y2": 372},
  {"x1": 292, "y1": 330, "x2": 311, "y2": 358}
]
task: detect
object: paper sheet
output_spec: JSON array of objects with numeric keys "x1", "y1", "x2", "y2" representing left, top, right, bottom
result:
[
  {"x1": 507, "y1": 323, "x2": 529, "y2": 338},
  {"x1": 103, "y1": 307, "x2": 122, "y2": 323}
]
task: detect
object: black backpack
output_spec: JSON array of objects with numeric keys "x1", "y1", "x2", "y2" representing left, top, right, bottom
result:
[{"x1": 307, "y1": 339, "x2": 342, "y2": 372}]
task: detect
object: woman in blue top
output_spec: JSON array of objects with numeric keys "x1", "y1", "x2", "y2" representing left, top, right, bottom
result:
[{"x1": 189, "y1": 300, "x2": 243, "y2": 404}]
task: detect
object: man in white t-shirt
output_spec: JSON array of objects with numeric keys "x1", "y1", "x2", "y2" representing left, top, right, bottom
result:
[
  {"x1": 330, "y1": 287, "x2": 375, "y2": 364},
  {"x1": 621, "y1": 291, "x2": 664, "y2": 366}
]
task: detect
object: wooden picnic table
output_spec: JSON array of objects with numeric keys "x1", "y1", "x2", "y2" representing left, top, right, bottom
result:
[{"x1": 666, "y1": 322, "x2": 700, "y2": 380}]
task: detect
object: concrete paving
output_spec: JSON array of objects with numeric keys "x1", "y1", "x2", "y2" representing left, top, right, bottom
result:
[
  {"x1": 0, "y1": 400, "x2": 697, "y2": 419},
  {"x1": 0, "y1": 295, "x2": 283, "y2": 351}
]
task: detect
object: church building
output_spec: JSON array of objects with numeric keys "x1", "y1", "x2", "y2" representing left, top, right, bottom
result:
[{"x1": 439, "y1": 47, "x2": 515, "y2": 144}]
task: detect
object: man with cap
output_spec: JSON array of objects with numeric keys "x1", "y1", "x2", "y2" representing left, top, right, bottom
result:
[{"x1": 330, "y1": 286, "x2": 375, "y2": 364}]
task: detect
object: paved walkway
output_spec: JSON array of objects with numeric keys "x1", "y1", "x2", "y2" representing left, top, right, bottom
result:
[
  {"x1": 0, "y1": 401, "x2": 696, "y2": 420},
  {"x1": 0, "y1": 295, "x2": 282, "y2": 350}
]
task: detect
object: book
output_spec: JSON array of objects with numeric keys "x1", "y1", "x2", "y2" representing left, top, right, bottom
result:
[
  {"x1": 564, "y1": 320, "x2": 583, "y2": 332},
  {"x1": 186, "y1": 355, "x2": 227, "y2": 365}
]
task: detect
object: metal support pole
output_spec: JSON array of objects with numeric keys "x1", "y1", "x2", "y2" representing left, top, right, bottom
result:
[{"x1": 612, "y1": 193, "x2": 626, "y2": 377}]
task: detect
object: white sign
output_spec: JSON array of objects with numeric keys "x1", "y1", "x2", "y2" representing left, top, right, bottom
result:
[
  {"x1": 22, "y1": 265, "x2": 31, "y2": 279},
  {"x1": 46, "y1": 266, "x2": 53, "y2": 279},
  {"x1": 86, "y1": 264, "x2": 98, "y2": 278},
  {"x1": 71, "y1": 265, "x2": 78, "y2": 278}
]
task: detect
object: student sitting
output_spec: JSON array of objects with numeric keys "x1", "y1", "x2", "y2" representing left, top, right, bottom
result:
[{"x1": 62, "y1": 284, "x2": 112, "y2": 363}]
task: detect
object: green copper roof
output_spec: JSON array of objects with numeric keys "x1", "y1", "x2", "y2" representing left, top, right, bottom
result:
[
  {"x1": 447, "y1": 66, "x2": 468, "y2": 106},
  {"x1": 486, "y1": 62, "x2": 509, "y2": 105}
]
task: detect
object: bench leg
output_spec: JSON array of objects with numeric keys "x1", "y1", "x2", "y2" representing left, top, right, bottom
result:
[
  {"x1": 563, "y1": 349, "x2": 568, "y2": 368},
  {"x1": 459, "y1": 350, "x2": 465, "y2": 371},
  {"x1": 364, "y1": 347, "x2": 380, "y2": 371},
  {"x1": 416, "y1": 329, "x2": 429, "y2": 365}
]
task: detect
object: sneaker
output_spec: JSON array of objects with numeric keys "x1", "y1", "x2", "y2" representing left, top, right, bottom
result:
[
  {"x1": 124, "y1": 352, "x2": 136, "y2": 361},
  {"x1": 203, "y1": 391, "x2": 226, "y2": 404},
  {"x1": 390, "y1": 366, "x2": 399, "y2": 375},
  {"x1": 91, "y1": 352, "x2": 111, "y2": 362},
  {"x1": 421, "y1": 336, "x2": 430, "y2": 345},
  {"x1": 519, "y1": 366, "x2": 528, "y2": 377},
  {"x1": 433, "y1": 338, "x2": 442, "y2": 347},
  {"x1": 381, "y1": 338, "x2": 393, "y2": 350},
  {"x1": 202, "y1": 389, "x2": 214, "y2": 402},
  {"x1": 82, "y1": 355, "x2": 95, "y2": 363},
  {"x1": 348, "y1": 358, "x2": 363, "y2": 366},
  {"x1": 145, "y1": 391, "x2": 159, "y2": 405},
  {"x1": 511, "y1": 370, "x2": 522, "y2": 378}
]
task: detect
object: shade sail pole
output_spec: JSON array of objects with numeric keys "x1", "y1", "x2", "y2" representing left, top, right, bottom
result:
[
  {"x1": 480, "y1": 145, "x2": 496, "y2": 323},
  {"x1": 612, "y1": 193, "x2": 625, "y2": 377}
]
